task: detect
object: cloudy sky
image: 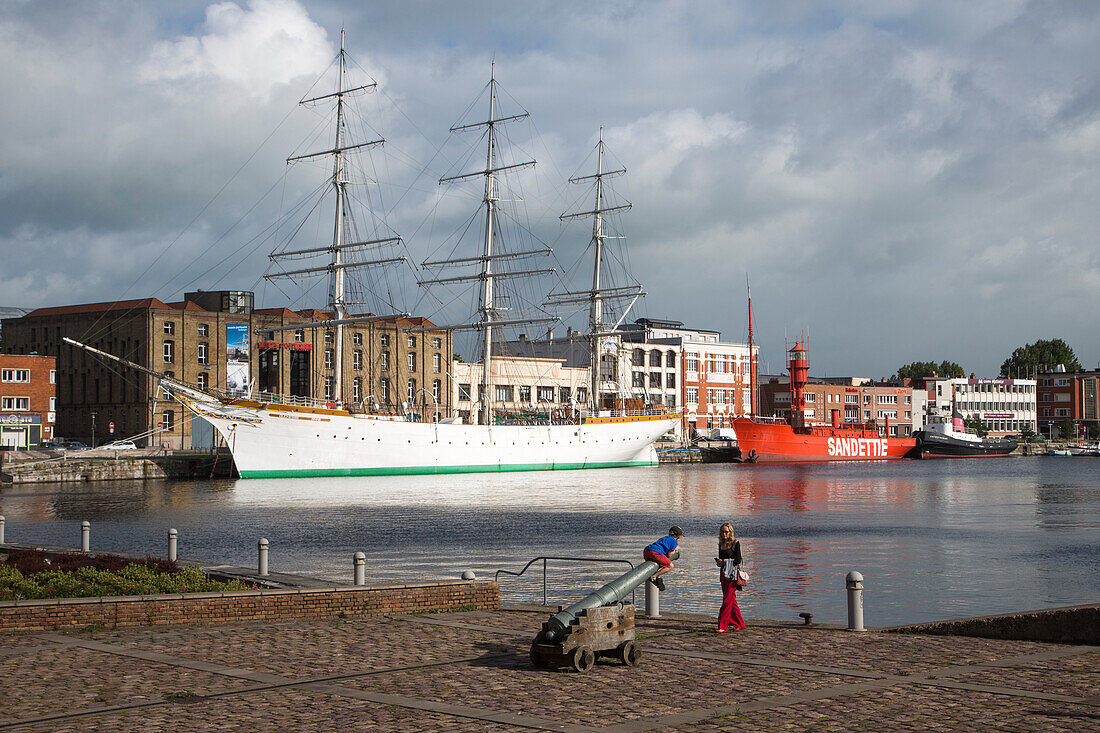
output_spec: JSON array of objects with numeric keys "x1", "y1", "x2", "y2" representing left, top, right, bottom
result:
[{"x1": 2, "y1": 0, "x2": 1098, "y2": 377}]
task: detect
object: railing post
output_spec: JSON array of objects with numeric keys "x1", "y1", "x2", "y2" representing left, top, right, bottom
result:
[
  {"x1": 168, "y1": 528, "x2": 178, "y2": 562},
  {"x1": 543, "y1": 558, "x2": 548, "y2": 607},
  {"x1": 353, "y1": 552, "x2": 366, "y2": 586},
  {"x1": 645, "y1": 578, "x2": 660, "y2": 618},
  {"x1": 258, "y1": 538, "x2": 269, "y2": 576},
  {"x1": 81, "y1": 521, "x2": 90, "y2": 552},
  {"x1": 0, "y1": 515, "x2": 5, "y2": 544}
]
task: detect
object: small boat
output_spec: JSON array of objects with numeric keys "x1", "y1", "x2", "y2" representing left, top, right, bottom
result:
[
  {"x1": 1067, "y1": 442, "x2": 1100, "y2": 457},
  {"x1": 1047, "y1": 449, "x2": 1073, "y2": 457},
  {"x1": 913, "y1": 417, "x2": 1016, "y2": 458}
]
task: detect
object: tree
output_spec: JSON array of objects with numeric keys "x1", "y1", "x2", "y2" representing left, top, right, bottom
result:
[
  {"x1": 1020, "y1": 423, "x2": 1036, "y2": 442},
  {"x1": 999, "y1": 339, "x2": 1081, "y2": 378},
  {"x1": 1060, "y1": 419, "x2": 1075, "y2": 441},
  {"x1": 964, "y1": 415, "x2": 988, "y2": 437},
  {"x1": 892, "y1": 360, "x2": 965, "y2": 384},
  {"x1": 1088, "y1": 424, "x2": 1100, "y2": 441}
]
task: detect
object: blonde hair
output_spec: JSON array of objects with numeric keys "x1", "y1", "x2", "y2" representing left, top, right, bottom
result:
[{"x1": 718, "y1": 522, "x2": 735, "y2": 550}]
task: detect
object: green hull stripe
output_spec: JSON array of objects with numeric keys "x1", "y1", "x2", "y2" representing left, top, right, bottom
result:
[{"x1": 238, "y1": 460, "x2": 657, "y2": 479}]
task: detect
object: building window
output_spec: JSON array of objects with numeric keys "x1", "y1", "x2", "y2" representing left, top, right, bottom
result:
[
  {"x1": 667, "y1": 373, "x2": 676, "y2": 388},
  {"x1": 632, "y1": 348, "x2": 644, "y2": 366},
  {"x1": 433, "y1": 353, "x2": 441, "y2": 373},
  {"x1": 294, "y1": 330, "x2": 304, "y2": 343},
  {"x1": 686, "y1": 355, "x2": 698, "y2": 372},
  {"x1": 649, "y1": 350, "x2": 661, "y2": 367},
  {"x1": 1, "y1": 369, "x2": 30, "y2": 382},
  {"x1": 408, "y1": 352, "x2": 416, "y2": 371},
  {"x1": 407, "y1": 335, "x2": 416, "y2": 348},
  {"x1": 50, "y1": 397, "x2": 56, "y2": 411},
  {"x1": 380, "y1": 378, "x2": 390, "y2": 402},
  {"x1": 649, "y1": 372, "x2": 661, "y2": 388},
  {"x1": 324, "y1": 349, "x2": 334, "y2": 369},
  {"x1": 407, "y1": 379, "x2": 416, "y2": 401},
  {"x1": 432, "y1": 379, "x2": 441, "y2": 402},
  {"x1": 353, "y1": 377, "x2": 362, "y2": 402},
  {"x1": 845, "y1": 394, "x2": 857, "y2": 404},
  {"x1": 197, "y1": 342, "x2": 208, "y2": 365},
  {"x1": 666, "y1": 350, "x2": 676, "y2": 368},
  {"x1": 197, "y1": 373, "x2": 207, "y2": 391},
  {"x1": 519, "y1": 385, "x2": 531, "y2": 402},
  {"x1": 577, "y1": 387, "x2": 588, "y2": 404},
  {"x1": 559, "y1": 387, "x2": 571, "y2": 403},
  {"x1": 433, "y1": 337, "x2": 442, "y2": 348},
  {"x1": 50, "y1": 370, "x2": 56, "y2": 384},
  {"x1": 632, "y1": 371, "x2": 644, "y2": 388},
  {"x1": 353, "y1": 332, "x2": 363, "y2": 345},
  {"x1": 1, "y1": 397, "x2": 29, "y2": 411},
  {"x1": 380, "y1": 351, "x2": 389, "y2": 371},
  {"x1": 687, "y1": 387, "x2": 698, "y2": 403},
  {"x1": 162, "y1": 410, "x2": 175, "y2": 430},
  {"x1": 537, "y1": 386, "x2": 555, "y2": 403},
  {"x1": 459, "y1": 383, "x2": 472, "y2": 401},
  {"x1": 163, "y1": 341, "x2": 175, "y2": 363},
  {"x1": 380, "y1": 334, "x2": 390, "y2": 347},
  {"x1": 325, "y1": 377, "x2": 334, "y2": 400},
  {"x1": 163, "y1": 322, "x2": 175, "y2": 335},
  {"x1": 495, "y1": 385, "x2": 513, "y2": 402},
  {"x1": 878, "y1": 394, "x2": 898, "y2": 404},
  {"x1": 353, "y1": 350, "x2": 362, "y2": 370},
  {"x1": 198, "y1": 324, "x2": 209, "y2": 337},
  {"x1": 324, "y1": 331, "x2": 334, "y2": 344}
]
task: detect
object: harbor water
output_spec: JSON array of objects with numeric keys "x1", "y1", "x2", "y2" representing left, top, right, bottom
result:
[{"x1": 1, "y1": 457, "x2": 1097, "y2": 626}]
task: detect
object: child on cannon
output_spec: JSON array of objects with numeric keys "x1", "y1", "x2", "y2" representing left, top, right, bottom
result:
[{"x1": 643, "y1": 525, "x2": 682, "y2": 591}]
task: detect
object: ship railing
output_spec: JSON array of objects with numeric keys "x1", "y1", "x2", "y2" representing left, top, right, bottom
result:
[
  {"x1": 746, "y1": 415, "x2": 786, "y2": 424},
  {"x1": 579, "y1": 406, "x2": 681, "y2": 419},
  {"x1": 494, "y1": 556, "x2": 637, "y2": 608}
]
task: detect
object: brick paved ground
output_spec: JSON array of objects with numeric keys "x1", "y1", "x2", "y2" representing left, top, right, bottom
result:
[{"x1": 1, "y1": 609, "x2": 1097, "y2": 731}]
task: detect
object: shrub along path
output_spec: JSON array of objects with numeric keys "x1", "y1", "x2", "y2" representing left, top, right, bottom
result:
[{"x1": 1, "y1": 609, "x2": 1097, "y2": 731}]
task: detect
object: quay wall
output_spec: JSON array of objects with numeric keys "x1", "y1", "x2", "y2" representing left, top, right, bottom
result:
[
  {"x1": 886, "y1": 603, "x2": 1100, "y2": 645},
  {"x1": 0, "y1": 449, "x2": 234, "y2": 483},
  {"x1": 0, "y1": 581, "x2": 499, "y2": 633}
]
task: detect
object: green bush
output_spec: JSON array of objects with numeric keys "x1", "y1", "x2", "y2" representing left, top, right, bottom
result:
[{"x1": 0, "y1": 564, "x2": 257, "y2": 601}]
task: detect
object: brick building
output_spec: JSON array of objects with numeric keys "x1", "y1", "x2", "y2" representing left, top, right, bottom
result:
[
  {"x1": 0, "y1": 353, "x2": 56, "y2": 448},
  {"x1": 1036, "y1": 368, "x2": 1100, "y2": 440},
  {"x1": 0, "y1": 291, "x2": 451, "y2": 449},
  {"x1": 760, "y1": 376, "x2": 926, "y2": 438}
]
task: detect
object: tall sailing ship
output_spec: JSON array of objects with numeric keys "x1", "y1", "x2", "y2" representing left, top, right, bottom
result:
[{"x1": 71, "y1": 38, "x2": 676, "y2": 478}]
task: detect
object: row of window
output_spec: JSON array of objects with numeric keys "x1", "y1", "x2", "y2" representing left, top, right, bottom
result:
[
  {"x1": 958, "y1": 402, "x2": 1034, "y2": 411},
  {"x1": 162, "y1": 322, "x2": 443, "y2": 349},
  {"x1": 632, "y1": 371, "x2": 677, "y2": 389},
  {"x1": 456, "y1": 384, "x2": 590, "y2": 405},
  {"x1": 631, "y1": 349, "x2": 678, "y2": 368},
  {"x1": 685, "y1": 388, "x2": 752, "y2": 405}
]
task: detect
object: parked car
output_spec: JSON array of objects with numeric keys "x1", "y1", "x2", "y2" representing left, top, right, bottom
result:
[
  {"x1": 102, "y1": 440, "x2": 138, "y2": 450},
  {"x1": 40, "y1": 441, "x2": 65, "y2": 450},
  {"x1": 60, "y1": 441, "x2": 90, "y2": 451}
]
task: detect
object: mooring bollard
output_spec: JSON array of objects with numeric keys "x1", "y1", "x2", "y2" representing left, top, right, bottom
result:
[
  {"x1": 0, "y1": 515, "x2": 5, "y2": 544},
  {"x1": 846, "y1": 571, "x2": 865, "y2": 632},
  {"x1": 645, "y1": 578, "x2": 660, "y2": 618},
  {"x1": 168, "y1": 528, "x2": 178, "y2": 563},
  {"x1": 81, "y1": 521, "x2": 90, "y2": 552},
  {"x1": 258, "y1": 538, "x2": 269, "y2": 576},
  {"x1": 353, "y1": 552, "x2": 366, "y2": 586},
  {"x1": 461, "y1": 570, "x2": 476, "y2": 580}
]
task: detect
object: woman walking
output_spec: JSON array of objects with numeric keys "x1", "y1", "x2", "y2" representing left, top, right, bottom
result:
[{"x1": 715, "y1": 523, "x2": 745, "y2": 632}]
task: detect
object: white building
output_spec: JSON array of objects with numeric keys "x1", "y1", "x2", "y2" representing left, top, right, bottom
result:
[
  {"x1": 926, "y1": 377, "x2": 1037, "y2": 436},
  {"x1": 451, "y1": 355, "x2": 590, "y2": 424}
]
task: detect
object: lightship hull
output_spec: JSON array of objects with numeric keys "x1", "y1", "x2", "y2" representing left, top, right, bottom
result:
[
  {"x1": 176, "y1": 391, "x2": 677, "y2": 478},
  {"x1": 732, "y1": 418, "x2": 916, "y2": 463}
]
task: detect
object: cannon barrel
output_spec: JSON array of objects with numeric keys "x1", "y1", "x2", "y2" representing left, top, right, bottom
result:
[{"x1": 542, "y1": 551, "x2": 678, "y2": 642}]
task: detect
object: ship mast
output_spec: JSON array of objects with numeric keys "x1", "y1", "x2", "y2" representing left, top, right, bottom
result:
[
  {"x1": 267, "y1": 31, "x2": 408, "y2": 406},
  {"x1": 423, "y1": 66, "x2": 556, "y2": 425},
  {"x1": 551, "y1": 129, "x2": 640, "y2": 410},
  {"x1": 747, "y1": 280, "x2": 756, "y2": 418}
]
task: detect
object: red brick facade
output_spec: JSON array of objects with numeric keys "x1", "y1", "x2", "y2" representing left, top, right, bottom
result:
[
  {"x1": 1036, "y1": 370, "x2": 1100, "y2": 439},
  {"x1": 0, "y1": 580, "x2": 499, "y2": 633},
  {"x1": 0, "y1": 353, "x2": 56, "y2": 448}
]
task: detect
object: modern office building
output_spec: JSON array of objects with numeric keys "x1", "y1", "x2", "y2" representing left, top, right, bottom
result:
[
  {"x1": 0, "y1": 291, "x2": 451, "y2": 449},
  {"x1": 925, "y1": 377, "x2": 1037, "y2": 437}
]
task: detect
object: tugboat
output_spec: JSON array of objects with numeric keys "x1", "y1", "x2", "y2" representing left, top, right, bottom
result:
[{"x1": 912, "y1": 414, "x2": 1017, "y2": 458}]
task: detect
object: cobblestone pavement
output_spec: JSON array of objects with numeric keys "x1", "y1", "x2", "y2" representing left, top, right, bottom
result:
[{"x1": 1, "y1": 610, "x2": 1097, "y2": 731}]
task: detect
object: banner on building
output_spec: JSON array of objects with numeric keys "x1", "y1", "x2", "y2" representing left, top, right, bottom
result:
[{"x1": 226, "y1": 323, "x2": 249, "y2": 396}]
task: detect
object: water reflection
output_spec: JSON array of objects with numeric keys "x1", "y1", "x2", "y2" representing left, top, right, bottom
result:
[{"x1": 0, "y1": 458, "x2": 1096, "y2": 625}]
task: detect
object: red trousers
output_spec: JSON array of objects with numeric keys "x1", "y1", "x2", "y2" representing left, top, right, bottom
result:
[{"x1": 718, "y1": 574, "x2": 745, "y2": 631}]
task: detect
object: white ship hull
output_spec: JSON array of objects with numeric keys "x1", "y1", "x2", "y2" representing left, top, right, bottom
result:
[{"x1": 177, "y1": 391, "x2": 676, "y2": 478}]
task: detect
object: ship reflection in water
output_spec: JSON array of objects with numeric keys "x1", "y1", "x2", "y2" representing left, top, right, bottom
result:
[{"x1": 1, "y1": 458, "x2": 1096, "y2": 626}]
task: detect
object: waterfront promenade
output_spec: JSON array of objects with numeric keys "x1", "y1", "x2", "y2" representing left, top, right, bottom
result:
[{"x1": 2, "y1": 608, "x2": 1096, "y2": 731}]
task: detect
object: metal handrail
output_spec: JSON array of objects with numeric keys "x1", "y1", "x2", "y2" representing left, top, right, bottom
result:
[{"x1": 495, "y1": 556, "x2": 636, "y2": 607}]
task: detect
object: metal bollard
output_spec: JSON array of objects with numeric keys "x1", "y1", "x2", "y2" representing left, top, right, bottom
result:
[
  {"x1": 258, "y1": 538, "x2": 269, "y2": 576},
  {"x1": 846, "y1": 571, "x2": 865, "y2": 632},
  {"x1": 461, "y1": 570, "x2": 476, "y2": 580},
  {"x1": 0, "y1": 515, "x2": 5, "y2": 544},
  {"x1": 81, "y1": 521, "x2": 90, "y2": 552},
  {"x1": 645, "y1": 578, "x2": 660, "y2": 618},
  {"x1": 168, "y1": 528, "x2": 178, "y2": 563},
  {"x1": 353, "y1": 552, "x2": 366, "y2": 586}
]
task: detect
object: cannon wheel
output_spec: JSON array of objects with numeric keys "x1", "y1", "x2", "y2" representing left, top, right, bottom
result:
[
  {"x1": 571, "y1": 645, "x2": 595, "y2": 673},
  {"x1": 529, "y1": 641, "x2": 550, "y2": 669},
  {"x1": 617, "y1": 640, "x2": 641, "y2": 667}
]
